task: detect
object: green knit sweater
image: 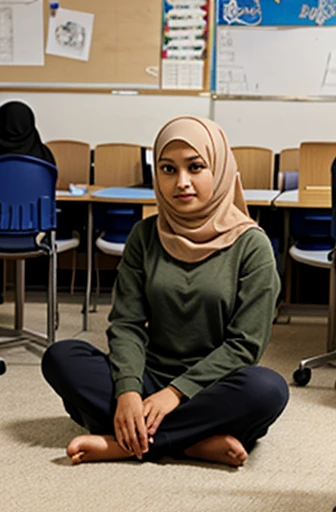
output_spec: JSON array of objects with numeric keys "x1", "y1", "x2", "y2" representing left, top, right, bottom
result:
[{"x1": 107, "y1": 216, "x2": 280, "y2": 399}]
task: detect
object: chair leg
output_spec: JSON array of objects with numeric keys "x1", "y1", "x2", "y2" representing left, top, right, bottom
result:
[
  {"x1": 95, "y1": 252, "x2": 100, "y2": 308},
  {"x1": 327, "y1": 262, "x2": 336, "y2": 352},
  {"x1": 15, "y1": 260, "x2": 25, "y2": 331},
  {"x1": 83, "y1": 203, "x2": 93, "y2": 331},
  {"x1": 47, "y1": 232, "x2": 57, "y2": 344},
  {"x1": 298, "y1": 349, "x2": 336, "y2": 372},
  {"x1": 1, "y1": 259, "x2": 6, "y2": 303},
  {"x1": 294, "y1": 259, "x2": 336, "y2": 379},
  {"x1": 284, "y1": 252, "x2": 293, "y2": 304},
  {"x1": 70, "y1": 249, "x2": 77, "y2": 295}
]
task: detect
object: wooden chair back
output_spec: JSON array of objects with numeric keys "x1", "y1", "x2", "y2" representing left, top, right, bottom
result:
[
  {"x1": 278, "y1": 148, "x2": 300, "y2": 190},
  {"x1": 231, "y1": 146, "x2": 274, "y2": 189},
  {"x1": 94, "y1": 143, "x2": 142, "y2": 187},
  {"x1": 46, "y1": 140, "x2": 91, "y2": 189},
  {"x1": 279, "y1": 148, "x2": 300, "y2": 172},
  {"x1": 299, "y1": 141, "x2": 336, "y2": 206}
]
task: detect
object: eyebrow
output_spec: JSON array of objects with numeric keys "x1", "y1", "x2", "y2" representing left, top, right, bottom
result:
[{"x1": 158, "y1": 155, "x2": 203, "y2": 163}]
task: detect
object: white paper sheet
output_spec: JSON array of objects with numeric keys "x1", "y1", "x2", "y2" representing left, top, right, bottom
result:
[
  {"x1": 0, "y1": 0, "x2": 43, "y2": 65},
  {"x1": 162, "y1": 60, "x2": 204, "y2": 89},
  {"x1": 46, "y1": 8, "x2": 94, "y2": 61}
]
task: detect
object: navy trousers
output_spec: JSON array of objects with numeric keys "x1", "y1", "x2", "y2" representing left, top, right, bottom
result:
[{"x1": 41, "y1": 339, "x2": 289, "y2": 461}]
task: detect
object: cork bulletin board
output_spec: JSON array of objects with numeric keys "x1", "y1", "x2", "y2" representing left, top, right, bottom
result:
[{"x1": 0, "y1": 0, "x2": 162, "y2": 90}]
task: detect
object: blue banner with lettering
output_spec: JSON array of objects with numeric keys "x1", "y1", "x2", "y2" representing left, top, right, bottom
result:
[{"x1": 216, "y1": 0, "x2": 336, "y2": 26}]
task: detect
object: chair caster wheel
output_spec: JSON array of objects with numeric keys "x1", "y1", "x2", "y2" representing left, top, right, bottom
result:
[
  {"x1": 0, "y1": 358, "x2": 7, "y2": 375},
  {"x1": 293, "y1": 367, "x2": 311, "y2": 387}
]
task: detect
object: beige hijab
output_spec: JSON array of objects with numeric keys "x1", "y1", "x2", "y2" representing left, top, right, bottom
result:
[{"x1": 153, "y1": 115, "x2": 260, "y2": 263}]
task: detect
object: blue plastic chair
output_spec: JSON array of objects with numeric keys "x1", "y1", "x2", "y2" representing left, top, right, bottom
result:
[
  {"x1": 292, "y1": 158, "x2": 336, "y2": 385},
  {"x1": 94, "y1": 203, "x2": 142, "y2": 305},
  {"x1": 0, "y1": 154, "x2": 58, "y2": 347}
]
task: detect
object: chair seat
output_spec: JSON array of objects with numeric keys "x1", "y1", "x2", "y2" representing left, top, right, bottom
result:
[
  {"x1": 56, "y1": 235, "x2": 80, "y2": 254},
  {"x1": 289, "y1": 245, "x2": 331, "y2": 269},
  {"x1": 96, "y1": 236, "x2": 125, "y2": 256}
]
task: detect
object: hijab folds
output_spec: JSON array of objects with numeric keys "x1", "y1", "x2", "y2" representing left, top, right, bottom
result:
[
  {"x1": 153, "y1": 115, "x2": 261, "y2": 263},
  {"x1": 0, "y1": 101, "x2": 55, "y2": 164}
]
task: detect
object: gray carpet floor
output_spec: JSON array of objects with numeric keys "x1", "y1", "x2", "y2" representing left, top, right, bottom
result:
[{"x1": 0, "y1": 300, "x2": 336, "y2": 512}]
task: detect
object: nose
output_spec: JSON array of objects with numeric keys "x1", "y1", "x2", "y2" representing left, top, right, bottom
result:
[{"x1": 176, "y1": 169, "x2": 191, "y2": 190}]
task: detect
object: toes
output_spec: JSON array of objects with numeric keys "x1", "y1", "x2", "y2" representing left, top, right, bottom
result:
[
  {"x1": 71, "y1": 450, "x2": 86, "y2": 465},
  {"x1": 227, "y1": 448, "x2": 247, "y2": 466},
  {"x1": 67, "y1": 435, "x2": 86, "y2": 457}
]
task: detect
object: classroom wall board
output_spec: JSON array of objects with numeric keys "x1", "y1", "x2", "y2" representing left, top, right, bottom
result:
[
  {"x1": 215, "y1": 26, "x2": 336, "y2": 97},
  {"x1": 0, "y1": 0, "x2": 162, "y2": 89}
]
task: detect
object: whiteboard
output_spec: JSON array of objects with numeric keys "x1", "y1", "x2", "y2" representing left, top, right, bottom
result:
[{"x1": 215, "y1": 26, "x2": 336, "y2": 96}]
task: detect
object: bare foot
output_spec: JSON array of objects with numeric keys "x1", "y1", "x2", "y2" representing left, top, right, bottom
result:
[
  {"x1": 184, "y1": 434, "x2": 248, "y2": 467},
  {"x1": 67, "y1": 435, "x2": 134, "y2": 465}
]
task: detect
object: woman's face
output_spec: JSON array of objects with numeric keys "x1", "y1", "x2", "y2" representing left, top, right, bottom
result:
[{"x1": 157, "y1": 140, "x2": 214, "y2": 214}]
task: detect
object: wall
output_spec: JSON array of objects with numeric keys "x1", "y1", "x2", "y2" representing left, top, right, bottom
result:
[
  {"x1": 0, "y1": 92, "x2": 211, "y2": 147},
  {"x1": 214, "y1": 100, "x2": 336, "y2": 151},
  {"x1": 1, "y1": 92, "x2": 335, "y2": 151}
]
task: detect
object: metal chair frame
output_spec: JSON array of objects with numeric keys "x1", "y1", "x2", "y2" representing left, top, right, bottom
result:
[
  {"x1": 0, "y1": 154, "x2": 58, "y2": 349},
  {"x1": 291, "y1": 158, "x2": 336, "y2": 386}
]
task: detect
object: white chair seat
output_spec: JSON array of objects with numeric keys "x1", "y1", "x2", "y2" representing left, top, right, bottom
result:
[
  {"x1": 289, "y1": 245, "x2": 331, "y2": 269},
  {"x1": 96, "y1": 236, "x2": 125, "y2": 256},
  {"x1": 56, "y1": 234, "x2": 80, "y2": 254}
]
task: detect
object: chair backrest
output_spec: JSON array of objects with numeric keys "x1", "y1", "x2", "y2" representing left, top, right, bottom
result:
[
  {"x1": 279, "y1": 148, "x2": 300, "y2": 173},
  {"x1": 94, "y1": 143, "x2": 142, "y2": 187},
  {"x1": 99, "y1": 204, "x2": 142, "y2": 243},
  {"x1": 299, "y1": 141, "x2": 336, "y2": 206},
  {"x1": 231, "y1": 146, "x2": 274, "y2": 189},
  {"x1": 46, "y1": 140, "x2": 91, "y2": 189},
  {"x1": 0, "y1": 155, "x2": 57, "y2": 250},
  {"x1": 277, "y1": 148, "x2": 300, "y2": 191},
  {"x1": 291, "y1": 209, "x2": 333, "y2": 251},
  {"x1": 140, "y1": 146, "x2": 154, "y2": 187},
  {"x1": 291, "y1": 145, "x2": 334, "y2": 250}
]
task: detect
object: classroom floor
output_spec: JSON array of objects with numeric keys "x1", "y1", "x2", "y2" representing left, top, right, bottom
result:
[{"x1": 0, "y1": 296, "x2": 336, "y2": 512}]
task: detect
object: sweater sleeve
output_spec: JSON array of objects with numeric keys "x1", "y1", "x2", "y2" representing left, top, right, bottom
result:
[
  {"x1": 106, "y1": 221, "x2": 150, "y2": 398},
  {"x1": 171, "y1": 231, "x2": 281, "y2": 399}
]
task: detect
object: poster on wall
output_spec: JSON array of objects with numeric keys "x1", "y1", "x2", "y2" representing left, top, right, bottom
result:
[
  {"x1": 0, "y1": 0, "x2": 44, "y2": 65},
  {"x1": 46, "y1": 8, "x2": 94, "y2": 61},
  {"x1": 216, "y1": 0, "x2": 336, "y2": 27},
  {"x1": 161, "y1": 0, "x2": 210, "y2": 90}
]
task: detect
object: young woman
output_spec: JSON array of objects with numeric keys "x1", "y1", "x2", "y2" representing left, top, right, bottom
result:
[
  {"x1": 0, "y1": 100, "x2": 55, "y2": 164},
  {"x1": 42, "y1": 116, "x2": 289, "y2": 467}
]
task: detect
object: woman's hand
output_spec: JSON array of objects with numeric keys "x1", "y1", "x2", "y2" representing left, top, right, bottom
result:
[
  {"x1": 113, "y1": 391, "x2": 148, "y2": 459},
  {"x1": 143, "y1": 386, "x2": 183, "y2": 437}
]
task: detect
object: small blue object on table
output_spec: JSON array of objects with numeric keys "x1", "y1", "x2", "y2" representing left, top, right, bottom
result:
[{"x1": 91, "y1": 187, "x2": 155, "y2": 200}]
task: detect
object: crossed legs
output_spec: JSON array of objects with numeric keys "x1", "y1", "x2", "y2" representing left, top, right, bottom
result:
[{"x1": 42, "y1": 340, "x2": 289, "y2": 466}]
